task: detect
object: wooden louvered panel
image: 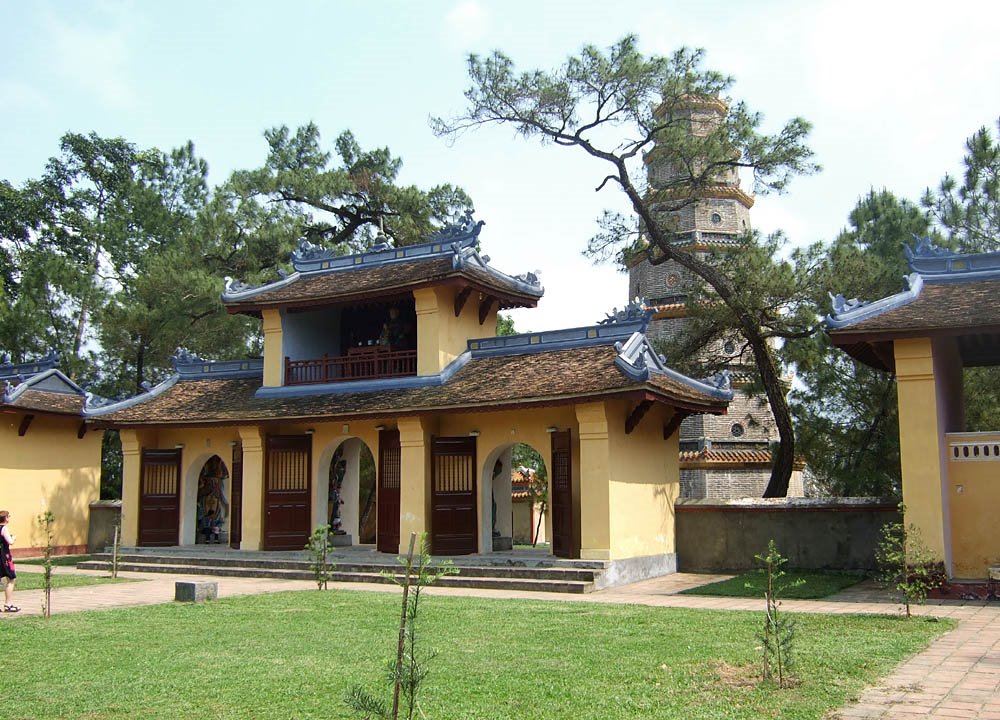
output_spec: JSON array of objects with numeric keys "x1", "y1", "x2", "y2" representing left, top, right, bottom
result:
[
  {"x1": 264, "y1": 435, "x2": 312, "y2": 550},
  {"x1": 138, "y1": 449, "x2": 181, "y2": 547},
  {"x1": 430, "y1": 436, "x2": 477, "y2": 555},
  {"x1": 377, "y1": 429, "x2": 401, "y2": 553}
]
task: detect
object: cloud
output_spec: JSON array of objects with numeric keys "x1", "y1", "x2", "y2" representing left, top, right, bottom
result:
[
  {"x1": 43, "y1": 4, "x2": 136, "y2": 110},
  {"x1": 444, "y1": 1, "x2": 490, "y2": 47}
]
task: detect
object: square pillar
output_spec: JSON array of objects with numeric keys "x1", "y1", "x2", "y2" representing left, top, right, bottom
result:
[
  {"x1": 238, "y1": 426, "x2": 265, "y2": 550},
  {"x1": 575, "y1": 402, "x2": 611, "y2": 561},
  {"x1": 895, "y1": 337, "x2": 959, "y2": 570},
  {"x1": 398, "y1": 417, "x2": 431, "y2": 552},
  {"x1": 120, "y1": 429, "x2": 142, "y2": 546}
]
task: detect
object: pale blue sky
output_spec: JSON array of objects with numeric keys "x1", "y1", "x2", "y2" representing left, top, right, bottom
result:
[{"x1": 3, "y1": 1, "x2": 998, "y2": 331}]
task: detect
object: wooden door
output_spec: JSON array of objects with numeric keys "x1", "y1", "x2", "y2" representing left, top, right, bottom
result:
[
  {"x1": 263, "y1": 435, "x2": 311, "y2": 550},
  {"x1": 138, "y1": 449, "x2": 181, "y2": 547},
  {"x1": 551, "y1": 429, "x2": 576, "y2": 558},
  {"x1": 431, "y1": 436, "x2": 477, "y2": 555},
  {"x1": 377, "y1": 428, "x2": 401, "y2": 553},
  {"x1": 229, "y1": 444, "x2": 243, "y2": 549}
]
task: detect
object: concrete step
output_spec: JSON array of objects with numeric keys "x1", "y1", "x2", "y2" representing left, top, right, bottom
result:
[
  {"x1": 78, "y1": 559, "x2": 593, "y2": 594},
  {"x1": 87, "y1": 552, "x2": 601, "y2": 582}
]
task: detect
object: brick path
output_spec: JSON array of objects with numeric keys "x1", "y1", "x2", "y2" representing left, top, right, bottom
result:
[{"x1": 5, "y1": 567, "x2": 1000, "y2": 718}]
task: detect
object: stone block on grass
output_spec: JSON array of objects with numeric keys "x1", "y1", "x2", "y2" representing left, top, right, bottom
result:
[{"x1": 175, "y1": 580, "x2": 218, "y2": 603}]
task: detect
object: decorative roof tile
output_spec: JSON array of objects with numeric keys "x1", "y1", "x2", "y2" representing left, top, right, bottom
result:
[
  {"x1": 88, "y1": 343, "x2": 730, "y2": 427},
  {"x1": 222, "y1": 213, "x2": 543, "y2": 312}
]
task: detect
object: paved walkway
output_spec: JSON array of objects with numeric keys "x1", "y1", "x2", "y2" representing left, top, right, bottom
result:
[{"x1": 5, "y1": 566, "x2": 1000, "y2": 718}]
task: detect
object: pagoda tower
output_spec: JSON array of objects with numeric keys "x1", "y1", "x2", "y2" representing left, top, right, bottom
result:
[{"x1": 627, "y1": 96, "x2": 801, "y2": 498}]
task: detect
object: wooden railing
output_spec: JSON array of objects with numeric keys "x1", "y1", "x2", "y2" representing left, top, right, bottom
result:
[{"x1": 285, "y1": 347, "x2": 418, "y2": 385}]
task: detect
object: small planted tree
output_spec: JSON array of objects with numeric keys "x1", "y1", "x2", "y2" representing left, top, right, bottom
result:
[
  {"x1": 754, "y1": 540, "x2": 799, "y2": 688},
  {"x1": 111, "y1": 513, "x2": 122, "y2": 579},
  {"x1": 37, "y1": 511, "x2": 55, "y2": 619},
  {"x1": 305, "y1": 524, "x2": 335, "y2": 590},
  {"x1": 876, "y1": 506, "x2": 945, "y2": 618},
  {"x1": 346, "y1": 532, "x2": 457, "y2": 720}
]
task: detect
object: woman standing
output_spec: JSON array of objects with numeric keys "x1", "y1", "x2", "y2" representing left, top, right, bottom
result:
[{"x1": 0, "y1": 511, "x2": 18, "y2": 612}]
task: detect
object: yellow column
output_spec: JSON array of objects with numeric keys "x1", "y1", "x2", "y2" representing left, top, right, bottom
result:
[
  {"x1": 262, "y1": 308, "x2": 284, "y2": 387},
  {"x1": 120, "y1": 430, "x2": 142, "y2": 546},
  {"x1": 398, "y1": 417, "x2": 430, "y2": 552},
  {"x1": 238, "y1": 426, "x2": 265, "y2": 550},
  {"x1": 414, "y1": 288, "x2": 441, "y2": 375},
  {"x1": 575, "y1": 402, "x2": 611, "y2": 561},
  {"x1": 894, "y1": 337, "x2": 948, "y2": 565}
]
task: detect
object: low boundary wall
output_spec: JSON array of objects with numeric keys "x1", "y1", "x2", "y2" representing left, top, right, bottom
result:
[
  {"x1": 88, "y1": 499, "x2": 122, "y2": 554},
  {"x1": 676, "y1": 497, "x2": 900, "y2": 573}
]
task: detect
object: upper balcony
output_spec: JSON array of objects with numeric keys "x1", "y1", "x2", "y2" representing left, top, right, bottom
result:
[{"x1": 282, "y1": 297, "x2": 417, "y2": 386}]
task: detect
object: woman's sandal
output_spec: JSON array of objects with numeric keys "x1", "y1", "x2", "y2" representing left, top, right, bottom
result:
[{"x1": 3, "y1": 605, "x2": 20, "y2": 613}]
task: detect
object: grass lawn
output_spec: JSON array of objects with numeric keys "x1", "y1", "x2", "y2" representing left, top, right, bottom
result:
[
  {"x1": 680, "y1": 571, "x2": 866, "y2": 599},
  {"x1": 10, "y1": 570, "x2": 133, "y2": 591},
  {"x1": 3, "y1": 589, "x2": 949, "y2": 719}
]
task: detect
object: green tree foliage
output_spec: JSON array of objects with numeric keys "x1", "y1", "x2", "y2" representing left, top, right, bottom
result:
[
  {"x1": 923, "y1": 117, "x2": 1000, "y2": 251},
  {"x1": 234, "y1": 124, "x2": 473, "y2": 251},
  {"x1": 434, "y1": 36, "x2": 817, "y2": 496},
  {"x1": 495, "y1": 312, "x2": 518, "y2": 336},
  {"x1": 783, "y1": 190, "x2": 932, "y2": 496}
]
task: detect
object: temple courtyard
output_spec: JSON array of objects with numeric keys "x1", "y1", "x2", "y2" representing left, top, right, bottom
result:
[{"x1": 4, "y1": 565, "x2": 1000, "y2": 719}]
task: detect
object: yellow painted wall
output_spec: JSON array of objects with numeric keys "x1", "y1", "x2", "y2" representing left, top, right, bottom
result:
[
  {"x1": 894, "y1": 337, "x2": 949, "y2": 565},
  {"x1": 946, "y1": 432, "x2": 1000, "y2": 578},
  {"x1": 575, "y1": 402, "x2": 612, "y2": 561},
  {"x1": 0, "y1": 413, "x2": 101, "y2": 554},
  {"x1": 262, "y1": 308, "x2": 284, "y2": 386},
  {"x1": 414, "y1": 286, "x2": 496, "y2": 375},
  {"x1": 606, "y1": 400, "x2": 679, "y2": 559}
]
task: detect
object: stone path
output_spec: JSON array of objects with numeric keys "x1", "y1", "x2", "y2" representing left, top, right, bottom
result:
[{"x1": 5, "y1": 566, "x2": 1000, "y2": 718}]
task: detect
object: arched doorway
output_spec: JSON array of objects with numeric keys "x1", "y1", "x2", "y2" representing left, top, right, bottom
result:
[
  {"x1": 195, "y1": 455, "x2": 230, "y2": 545},
  {"x1": 321, "y1": 437, "x2": 376, "y2": 544},
  {"x1": 480, "y1": 442, "x2": 549, "y2": 554}
]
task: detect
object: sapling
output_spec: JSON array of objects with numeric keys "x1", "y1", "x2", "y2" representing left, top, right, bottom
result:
[
  {"x1": 305, "y1": 524, "x2": 335, "y2": 590},
  {"x1": 37, "y1": 511, "x2": 55, "y2": 619},
  {"x1": 754, "y1": 540, "x2": 800, "y2": 688},
  {"x1": 111, "y1": 516, "x2": 121, "y2": 579},
  {"x1": 876, "y1": 505, "x2": 944, "y2": 618},
  {"x1": 346, "y1": 532, "x2": 457, "y2": 720}
]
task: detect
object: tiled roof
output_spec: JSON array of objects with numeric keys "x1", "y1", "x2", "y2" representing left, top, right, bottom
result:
[
  {"x1": 679, "y1": 448, "x2": 773, "y2": 467},
  {"x1": 225, "y1": 256, "x2": 541, "y2": 312},
  {"x1": 2, "y1": 388, "x2": 85, "y2": 416},
  {"x1": 89, "y1": 345, "x2": 730, "y2": 427},
  {"x1": 829, "y1": 279, "x2": 1000, "y2": 337}
]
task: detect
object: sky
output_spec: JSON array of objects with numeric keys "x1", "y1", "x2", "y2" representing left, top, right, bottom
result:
[{"x1": 2, "y1": 0, "x2": 999, "y2": 332}]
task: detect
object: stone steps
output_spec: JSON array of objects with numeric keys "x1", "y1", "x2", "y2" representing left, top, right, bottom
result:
[{"x1": 80, "y1": 552, "x2": 601, "y2": 594}]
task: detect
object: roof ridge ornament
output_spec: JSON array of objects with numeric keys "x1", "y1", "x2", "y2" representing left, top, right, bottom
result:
[
  {"x1": 0, "y1": 349, "x2": 62, "y2": 381},
  {"x1": 701, "y1": 370, "x2": 732, "y2": 392},
  {"x1": 171, "y1": 347, "x2": 206, "y2": 369},
  {"x1": 904, "y1": 235, "x2": 951, "y2": 262},
  {"x1": 292, "y1": 237, "x2": 338, "y2": 264},
  {"x1": 829, "y1": 292, "x2": 868, "y2": 316},
  {"x1": 428, "y1": 209, "x2": 485, "y2": 244},
  {"x1": 599, "y1": 298, "x2": 653, "y2": 329}
]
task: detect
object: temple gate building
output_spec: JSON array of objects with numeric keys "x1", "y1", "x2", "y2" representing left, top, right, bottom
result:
[{"x1": 88, "y1": 214, "x2": 733, "y2": 586}]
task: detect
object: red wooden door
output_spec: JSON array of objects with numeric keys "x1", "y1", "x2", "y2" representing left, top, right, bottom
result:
[
  {"x1": 229, "y1": 444, "x2": 243, "y2": 549},
  {"x1": 431, "y1": 436, "x2": 477, "y2": 555},
  {"x1": 377, "y1": 428, "x2": 401, "y2": 553},
  {"x1": 551, "y1": 429, "x2": 576, "y2": 558},
  {"x1": 264, "y1": 435, "x2": 312, "y2": 550},
  {"x1": 138, "y1": 449, "x2": 181, "y2": 547}
]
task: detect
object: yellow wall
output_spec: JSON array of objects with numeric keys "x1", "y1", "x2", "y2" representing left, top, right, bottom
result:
[
  {"x1": 414, "y1": 286, "x2": 497, "y2": 375},
  {"x1": 262, "y1": 308, "x2": 284, "y2": 386},
  {"x1": 1, "y1": 413, "x2": 102, "y2": 554},
  {"x1": 894, "y1": 337, "x2": 950, "y2": 565},
  {"x1": 606, "y1": 400, "x2": 679, "y2": 559},
  {"x1": 946, "y1": 432, "x2": 1000, "y2": 578},
  {"x1": 575, "y1": 402, "x2": 612, "y2": 561},
  {"x1": 398, "y1": 416, "x2": 432, "y2": 549}
]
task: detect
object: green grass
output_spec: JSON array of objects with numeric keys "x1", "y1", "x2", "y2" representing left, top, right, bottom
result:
[
  {"x1": 20, "y1": 554, "x2": 91, "y2": 567},
  {"x1": 1, "y1": 589, "x2": 949, "y2": 719},
  {"x1": 680, "y1": 571, "x2": 866, "y2": 599},
  {"x1": 10, "y1": 570, "x2": 133, "y2": 591}
]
